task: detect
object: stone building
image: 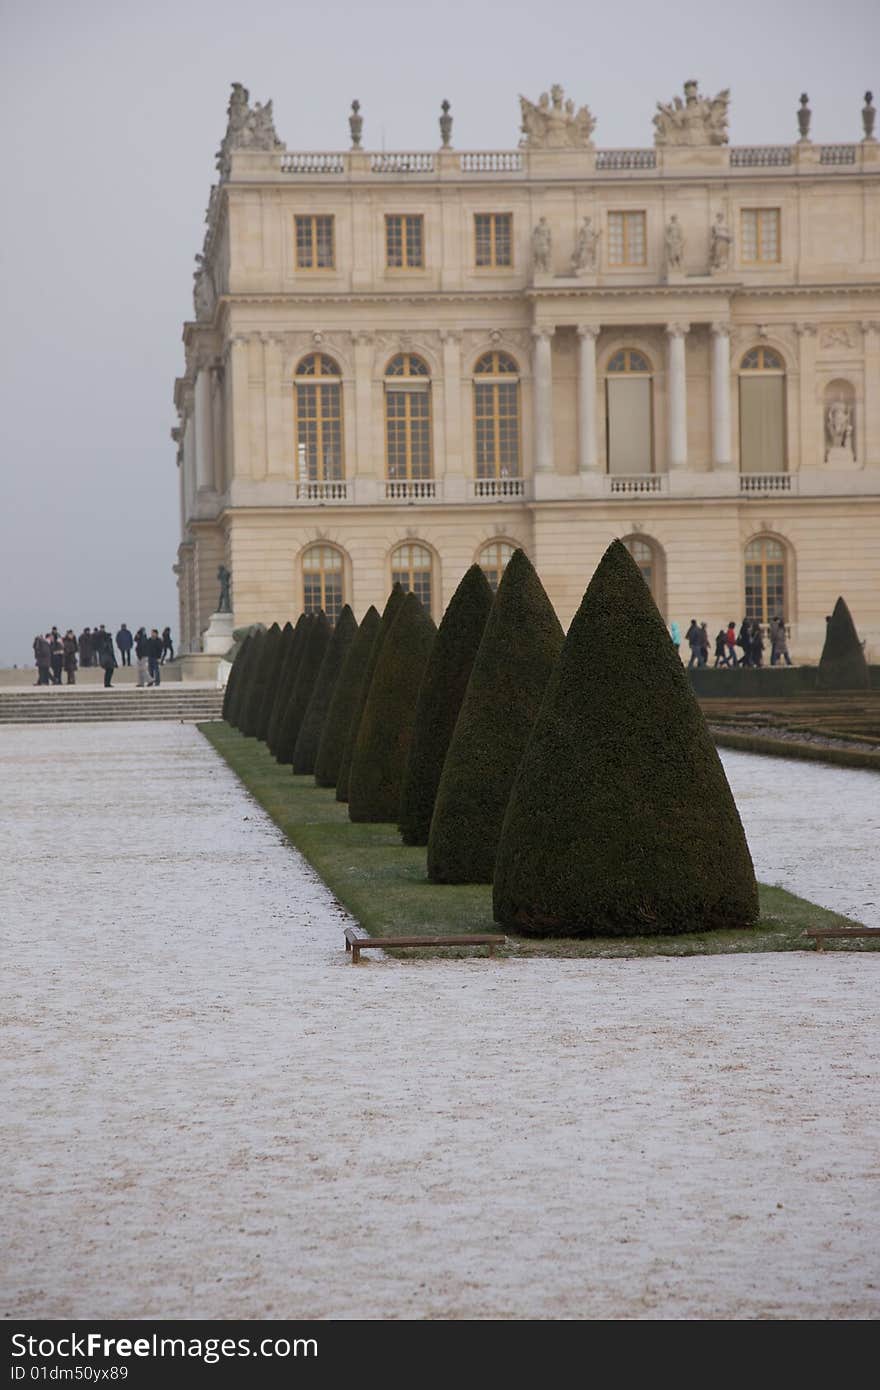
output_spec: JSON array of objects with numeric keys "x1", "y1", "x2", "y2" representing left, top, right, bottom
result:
[{"x1": 173, "y1": 82, "x2": 880, "y2": 660}]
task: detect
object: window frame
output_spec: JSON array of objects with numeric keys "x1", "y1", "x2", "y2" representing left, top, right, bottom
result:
[
  {"x1": 474, "y1": 212, "x2": 513, "y2": 269},
  {"x1": 301, "y1": 543, "x2": 345, "y2": 623},
  {"x1": 390, "y1": 542, "x2": 433, "y2": 615},
  {"x1": 740, "y1": 208, "x2": 781, "y2": 266},
  {"x1": 607, "y1": 210, "x2": 647, "y2": 267},
  {"x1": 385, "y1": 213, "x2": 425, "y2": 270},
  {"x1": 738, "y1": 346, "x2": 787, "y2": 473},
  {"x1": 744, "y1": 536, "x2": 787, "y2": 626},
  {"x1": 604, "y1": 347, "x2": 655, "y2": 473},
  {"x1": 293, "y1": 354, "x2": 344, "y2": 482},
  {"x1": 384, "y1": 354, "x2": 433, "y2": 481},
  {"x1": 294, "y1": 214, "x2": 336, "y2": 271},
  {"x1": 472, "y1": 352, "x2": 521, "y2": 480},
  {"x1": 478, "y1": 540, "x2": 515, "y2": 592}
]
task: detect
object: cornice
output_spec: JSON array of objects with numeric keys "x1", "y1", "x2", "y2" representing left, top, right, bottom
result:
[{"x1": 527, "y1": 281, "x2": 880, "y2": 301}]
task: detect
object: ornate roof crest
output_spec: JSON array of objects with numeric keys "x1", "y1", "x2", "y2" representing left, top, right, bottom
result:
[
  {"x1": 653, "y1": 80, "x2": 730, "y2": 147},
  {"x1": 519, "y1": 84, "x2": 596, "y2": 149},
  {"x1": 215, "y1": 82, "x2": 285, "y2": 178}
]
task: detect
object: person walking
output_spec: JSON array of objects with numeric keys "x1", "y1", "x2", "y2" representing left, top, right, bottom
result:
[
  {"x1": 699, "y1": 622, "x2": 710, "y2": 667},
  {"x1": 670, "y1": 620, "x2": 681, "y2": 657},
  {"x1": 770, "y1": 616, "x2": 792, "y2": 667},
  {"x1": 78, "y1": 628, "x2": 92, "y2": 668},
  {"x1": 713, "y1": 628, "x2": 730, "y2": 668},
  {"x1": 161, "y1": 626, "x2": 174, "y2": 663},
  {"x1": 100, "y1": 638, "x2": 117, "y2": 688},
  {"x1": 49, "y1": 631, "x2": 64, "y2": 685},
  {"x1": 116, "y1": 623, "x2": 133, "y2": 666},
  {"x1": 685, "y1": 619, "x2": 702, "y2": 669},
  {"x1": 94, "y1": 626, "x2": 109, "y2": 664},
  {"x1": 33, "y1": 634, "x2": 51, "y2": 685},
  {"x1": 146, "y1": 628, "x2": 163, "y2": 687},
  {"x1": 134, "y1": 627, "x2": 150, "y2": 687},
  {"x1": 751, "y1": 622, "x2": 765, "y2": 669},
  {"x1": 62, "y1": 630, "x2": 78, "y2": 684},
  {"x1": 737, "y1": 617, "x2": 753, "y2": 668},
  {"x1": 725, "y1": 620, "x2": 738, "y2": 668}
]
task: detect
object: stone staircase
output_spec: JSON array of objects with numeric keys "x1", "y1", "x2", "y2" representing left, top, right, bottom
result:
[{"x1": 0, "y1": 688, "x2": 225, "y2": 725}]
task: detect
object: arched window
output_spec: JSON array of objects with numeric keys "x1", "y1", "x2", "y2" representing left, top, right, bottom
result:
[
  {"x1": 302, "y1": 544, "x2": 344, "y2": 624},
  {"x1": 739, "y1": 347, "x2": 786, "y2": 473},
  {"x1": 391, "y1": 542, "x2": 432, "y2": 614},
  {"x1": 622, "y1": 534, "x2": 665, "y2": 614},
  {"x1": 385, "y1": 354, "x2": 432, "y2": 481},
  {"x1": 294, "y1": 354, "x2": 343, "y2": 481},
  {"x1": 473, "y1": 352, "x2": 520, "y2": 479},
  {"x1": 605, "y1": 349, "x2": 653, "y2": 474},
  {"x1": 744, "y1": 537, "x2": 786, "y2": 625},
  {"x1": 479, "y1": 541, "x2": 515, "y2": 592}
]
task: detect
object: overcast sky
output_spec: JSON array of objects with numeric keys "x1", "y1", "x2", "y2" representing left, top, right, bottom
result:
[{"x1": 1, "y1": 0, "x2": 876, "y2": 665}]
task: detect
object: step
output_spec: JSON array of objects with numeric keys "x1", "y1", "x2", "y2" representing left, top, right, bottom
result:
[{"x1": 0, "y1": 690, "x2": 225, "y2": 725}]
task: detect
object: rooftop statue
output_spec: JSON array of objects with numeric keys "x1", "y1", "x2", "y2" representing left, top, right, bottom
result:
[
  {"x1": 193, "y1": 253, "x2": 216, "y2": 321},
  {"x1": 215, "y1": 82, "x2": 285, "y2": 178},
  {"x1": 520, "y1": 84, "x2": 596, "y2": 149},
  {"x1": 653, "y1": 80, "x2": 730, "y2": 147}
]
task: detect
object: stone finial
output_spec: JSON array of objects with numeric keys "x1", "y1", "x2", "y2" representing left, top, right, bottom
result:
[
  {"x1": 863, "y1": 92, "x2": 876, "y2": 142},
  {"x1": 653, "y1": 80, "x2": 729, "y2": 147},
  {"x1": 797, "y1": 93, "x2": 811, "y2": 141},
  {"x1": 439, "y1": 99, "x2": 453, "y2": 149},
  {"x1": 349, "y1": 99, "x2": 363, "y2": 150}
]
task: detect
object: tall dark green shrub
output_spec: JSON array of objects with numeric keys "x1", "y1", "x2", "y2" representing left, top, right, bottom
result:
[
  {"x1": 240, "y1": 623, "x2": 282, "y2": 737},
  {"x1": 275, "y1": 613, "x2": 331, "y2": 765},
  {"x1": 256, "y1": 621, "x2": 293, "y2": 742},
  {"x1": 314, "y1": 606, "x2": 381, "y2": 788},
  {"x1": 293, "y1": 606, "x2": 358, "y2": 774},
  {"x1": 427, "y1": 550, "x2": 564, "y2": 883},
  {"x1": 398, "y1": 564, "x2": 494, "y2": 845},
  {"x1": 266, "y1": 615, "x2": 309, "y2": 756},
  {"x1": 349, "y1": 594, "x2": 437, "y2": 822},
  {"x1": 222, "y1": 631, "x2": 252, "y2": 725},
  {"x1": 818, "y1": 596, "x2": 870, "y2": 690},
  {"x1": 226, "y1": 627, "x2": 263, "y2": 730},
  {"x1": 493, "y1": 540, "x2": 760, "y2": 937},
  {"x1": 336, "y1": 586, "x2": 406, "y2": 803}
]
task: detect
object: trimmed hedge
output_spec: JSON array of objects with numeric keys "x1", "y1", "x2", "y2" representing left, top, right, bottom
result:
[
  {"x1": 314, "y1": 606, "x2": 381, "y2": 788},
  {"x1": 427, "y1": 550, "x2": 564, "y2": 883},
  {"x1": 241, "y1": 623, "x2": 282, "y2": 738},
  {"x1": 256, "y1": 621, "x2": 293, "y2": 742},
  {"x1": 336, "y1": 586, "x2": 406, "y2": 803},
  {"x1": 266, "y1": 615, "x2": 308, "y2": 757},
  {"x1": 493, "y1": 540, "x2": 759, "y2": 937},
  {"x1": 274, "y1": 613, "x2": 331, "y2": 765},
  {"x1": 227, "y1": 628, "x2": 264, "y2": 730},
  {"x1": 348, "y1": 593, "x2": 437, "y2": 822},
  {"x1": 688, "y1": 665, "x2": 817, "y2": 698},
  {"x1": 818, "y1": 596, "x2": 870, "y2": 690},
  {"x1": 292, "y1": 606, "x2": 358, "y2": 774},
  {"x1": 398, "y1": 564, "x2": 494, "y2": 845},
  {"x1": 222, "y1": 631, "x2": 252, "y2": 725}
]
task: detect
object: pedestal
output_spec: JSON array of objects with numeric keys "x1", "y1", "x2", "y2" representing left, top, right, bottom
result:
[
  {"x1": 201, "y1": 611, "x2": 235, "y2": 656},
  {"x1": 825, "y1": 446, "x2": 856, "y2": 469}
]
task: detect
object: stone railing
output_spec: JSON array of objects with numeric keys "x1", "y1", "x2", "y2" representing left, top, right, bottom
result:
[
  {"x1": 460, "y1": 151, "x2": 523, "y2": 173},
  {"x1": 730, "y1": 146, "x2": 794, "y2": 167},
  {"x1": 295, "y1": 480, "x2": 349, "y2": 503},
  {"x1": 739, "y1": 473, "x2": 793, "y2": 494},
  {"x1": 819, "y1": 144, "x2": 857, "y2": 164},
  {"x1": 469, "y1": 477, "x2": 526, "y2": 500},
  {"x1": 595, "y1": 149, "x2": 657, "y2": 170},
  {"x1": 607, "y1": 474, "x2": 666, "y2": 495},
  {"x1": 384, "y1": 479, "x2": 438, "y2": 501},
  {"x1": 370, "y1": 152, "x2": 435, "y2": 174},
  {"x1": 281, "y1": 153, "x2": 345, "y2": 175}
]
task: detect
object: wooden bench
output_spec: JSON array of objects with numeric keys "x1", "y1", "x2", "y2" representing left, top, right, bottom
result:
[
  {"x1": 344, "y1": 926, "x2": 503, "y2": 964},
  {"x1": 804, "y1": 928, "x2": 880, "y2": 951}
]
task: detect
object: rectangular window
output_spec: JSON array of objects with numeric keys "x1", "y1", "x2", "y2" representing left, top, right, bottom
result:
[
  {"x1": 607, "y1": 211, "x2": 646, "y2": 266},
  {"x1": 606, "y1": 377, "x2": 653, "y2": 472},
  {"x1": 474, "y1": 213, "x2": 513, "y2": 268},
  {"x1": 385, "y1": 214, "x2": 424, "y2": 269},
  {"x1": 741, "y1": 209, "x2": 780, "y2": 264},
  {"x1": 295, "y1": 215, "x2": 335, "y2": 269},
  {"x1": 739, "y1": 377, "x2": 786, "y2": 472}
]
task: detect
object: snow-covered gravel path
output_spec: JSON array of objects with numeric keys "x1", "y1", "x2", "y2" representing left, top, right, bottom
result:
[{"x1": 2, "y1": 723, "x2": 878, "y2": 1320}]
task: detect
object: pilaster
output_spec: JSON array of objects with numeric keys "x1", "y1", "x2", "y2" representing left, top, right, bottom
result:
[
  {"x1": 532, "y1": 326, "x2": 555, "y2": 473},
  {"x1": 576, "y1": 325, "x2": 600, "y2": 473}
]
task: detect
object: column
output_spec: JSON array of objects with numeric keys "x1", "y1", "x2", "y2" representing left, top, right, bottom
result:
[
  {"x1": 532, "y1": 326, "x2": 555, "y2": 472},
  {"x1": 709, "y1": 323, "x2": 732, "y2": 469},
  {"x1": 227, "y1": 336, "x2": 251, "y2": 482},
  {"x1": 794, "y1": 322, "x2": 818, "y2": 470},
  {"x1": 182, "y1": 412, "x2": 196, "y2": 520},
  {"x1": 440, "y1": 330, "x2": 463, "y2": 478},
  {"x1": 352, "y1": 331, "x2": 374, "y2": 479},
  {"x1": 665, "y1": 322, "x2": 689, "y2": 469},
  {"x1": 194, "y1": 364, "x2": 214, "y2": 491},
  {"x1": 576, "y1": 324, "x2": 600, "y2": 472}
]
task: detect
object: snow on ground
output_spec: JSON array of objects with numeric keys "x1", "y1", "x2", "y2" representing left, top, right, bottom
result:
[{"x1": 1, "y1": 722, "x2": 878, "y2": 1321}]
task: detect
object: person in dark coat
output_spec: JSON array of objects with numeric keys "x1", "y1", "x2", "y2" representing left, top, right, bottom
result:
[
  {"x1": 94, "y1": 625, "x2": 109, "y2": 663},
  {"x1": 134, "y1": 627, "x2": 150, "y2": 687},
  {"x1": 751, "y1": 622, "x2": 765, "y2": 668},
  {"x1": 685, "y1": 619, "x2": 702, "y2": 669},
  {"x1": 116, "y1": 624, "x2": 133, "y2": 666},
  {"x1": 62, "y1": 630, "x2": 78, "y2": 684},
  {"x1": 161, "y1": 626, "x2": 174, "y2": 663},
  {"x1": 78, "y1": 628, "x2": 92, "y2": 667},
  {"x1": 49, "y1": 632, "x2": 64, "y2": 685},
  {"x1": 146, "y1": 629, "x2": 163, "y2": 687},
  {"x1": 737, "y1": 618, "x2": 753, "y2": 668},
  {"x1": 33, "y1": 634, "x2": 51, "y2": 685},
  {"x1": 100, "y1": 639, "x2": 117, "y2": 688}
]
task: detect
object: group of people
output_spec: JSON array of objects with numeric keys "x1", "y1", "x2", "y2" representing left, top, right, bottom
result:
[
  {"x1": 32, "y1": 625, "x2": 174, "y2": 688},
  {"x1": 670, "y1": 618, "x2": 793, "y2": 670}
]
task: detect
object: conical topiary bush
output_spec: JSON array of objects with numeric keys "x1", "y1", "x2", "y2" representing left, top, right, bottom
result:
[
  {"x1": 226, "y1": 627, "x2": 263, "y2": 730},
  {"x1": 493, "y1": 540, "x2": 760, "y2": 937},
  {"x1": 427, "y1": 549, "x2": 564, "y2": 883},
  {"x1": 336, "y1": 586, "x2": 406, "y2": 803},
  {"x1": 275, "y1": 612, "x2": 331, "y2": 765},
  {"x1": 314, "y1": 606, "x2": 381, "y2": 788},
  {"x1": 398, "y1": 564, "x2": 494, "y2": 846},
  {"x1": 292, "y1": 606, "x2": 358, "y2": 774},
  {"x1": 817, "y1": 596, "x2": 870, "y2": 690},
  {"x1": 349, "y1": 593, "x2": 437, "y2": 822},
  {"x1": 256, "y1": 620, "x2": 293, "y2": 742},
  {"x1": 240, "y1": 623, "x2": 282, "y2": 737},
  {"x1": 266, "y1": 615, "x2": 308, "y2": 756},
  {"x1": 223, "y1": 631, "x2": 252, "y2": 725}
]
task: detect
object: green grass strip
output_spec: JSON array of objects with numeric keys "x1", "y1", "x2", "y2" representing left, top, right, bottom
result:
[{"x1": 200, "y1": 722, "x2": 873, "y2": 958}]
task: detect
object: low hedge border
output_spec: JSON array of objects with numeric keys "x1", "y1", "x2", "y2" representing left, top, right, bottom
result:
[{"x1": 712, "y1": 729, "x2": 880, "y2": 773}]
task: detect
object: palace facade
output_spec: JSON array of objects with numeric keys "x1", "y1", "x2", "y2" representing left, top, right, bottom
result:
[{"x1": 173, "y1": 82, "x2": 880, "y2": 660}]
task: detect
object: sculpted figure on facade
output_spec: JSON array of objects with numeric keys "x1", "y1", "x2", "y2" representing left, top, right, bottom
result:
[
  {"x1": 532, "y1": 217, "x2": 552, "y2": 273},
  {"x1": 519, "y1": 84, "x2": 596, "y2": 148},
  {"x1": 709, "y1": 212, "x2": 732, "y2": 273},
  {"x1": 665, "y1": 214, "x2": 685, "y2": 271},
  {"x1": 826, "y1": 400, "x2": 854, "y2": 452},
  {"x1": 217, "y1": 565, "x2": 233, "y2": 614},
  {"x1": 570, "y1": 216, "x2": 600, "y2": 274},
  {"x1": 193, "y1": 253, "x2": 216, "y2": 321},
  {"x1": 653, "y1": 80, "x2": 730, "y2": 146},
  {"x1": 215, "y1": 82, "x2": 285, "y2": 178}
]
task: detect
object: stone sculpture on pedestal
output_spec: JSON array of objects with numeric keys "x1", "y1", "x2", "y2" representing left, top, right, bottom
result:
[
  {"x1": 709, "y1": 212, "x2": 732, "y2": 273},
  {"x1": 654, "y1": 80, "x2": 730, "y2": 146},
  {"x1": 520, "y1": 85, "x2": 596, "y2": 148},
  {"x1": 532, "y1": 217, "x2": 552, "y2": 273},
  {"x1": 826, "y1": 400, "x2": 854, "y2": 464},
  {"x1": 570, "y1": 216, "x2": 599, "y2": 275},
  {"x1": 665, "y1": 214, "x2": 685, "y2": 272}
]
